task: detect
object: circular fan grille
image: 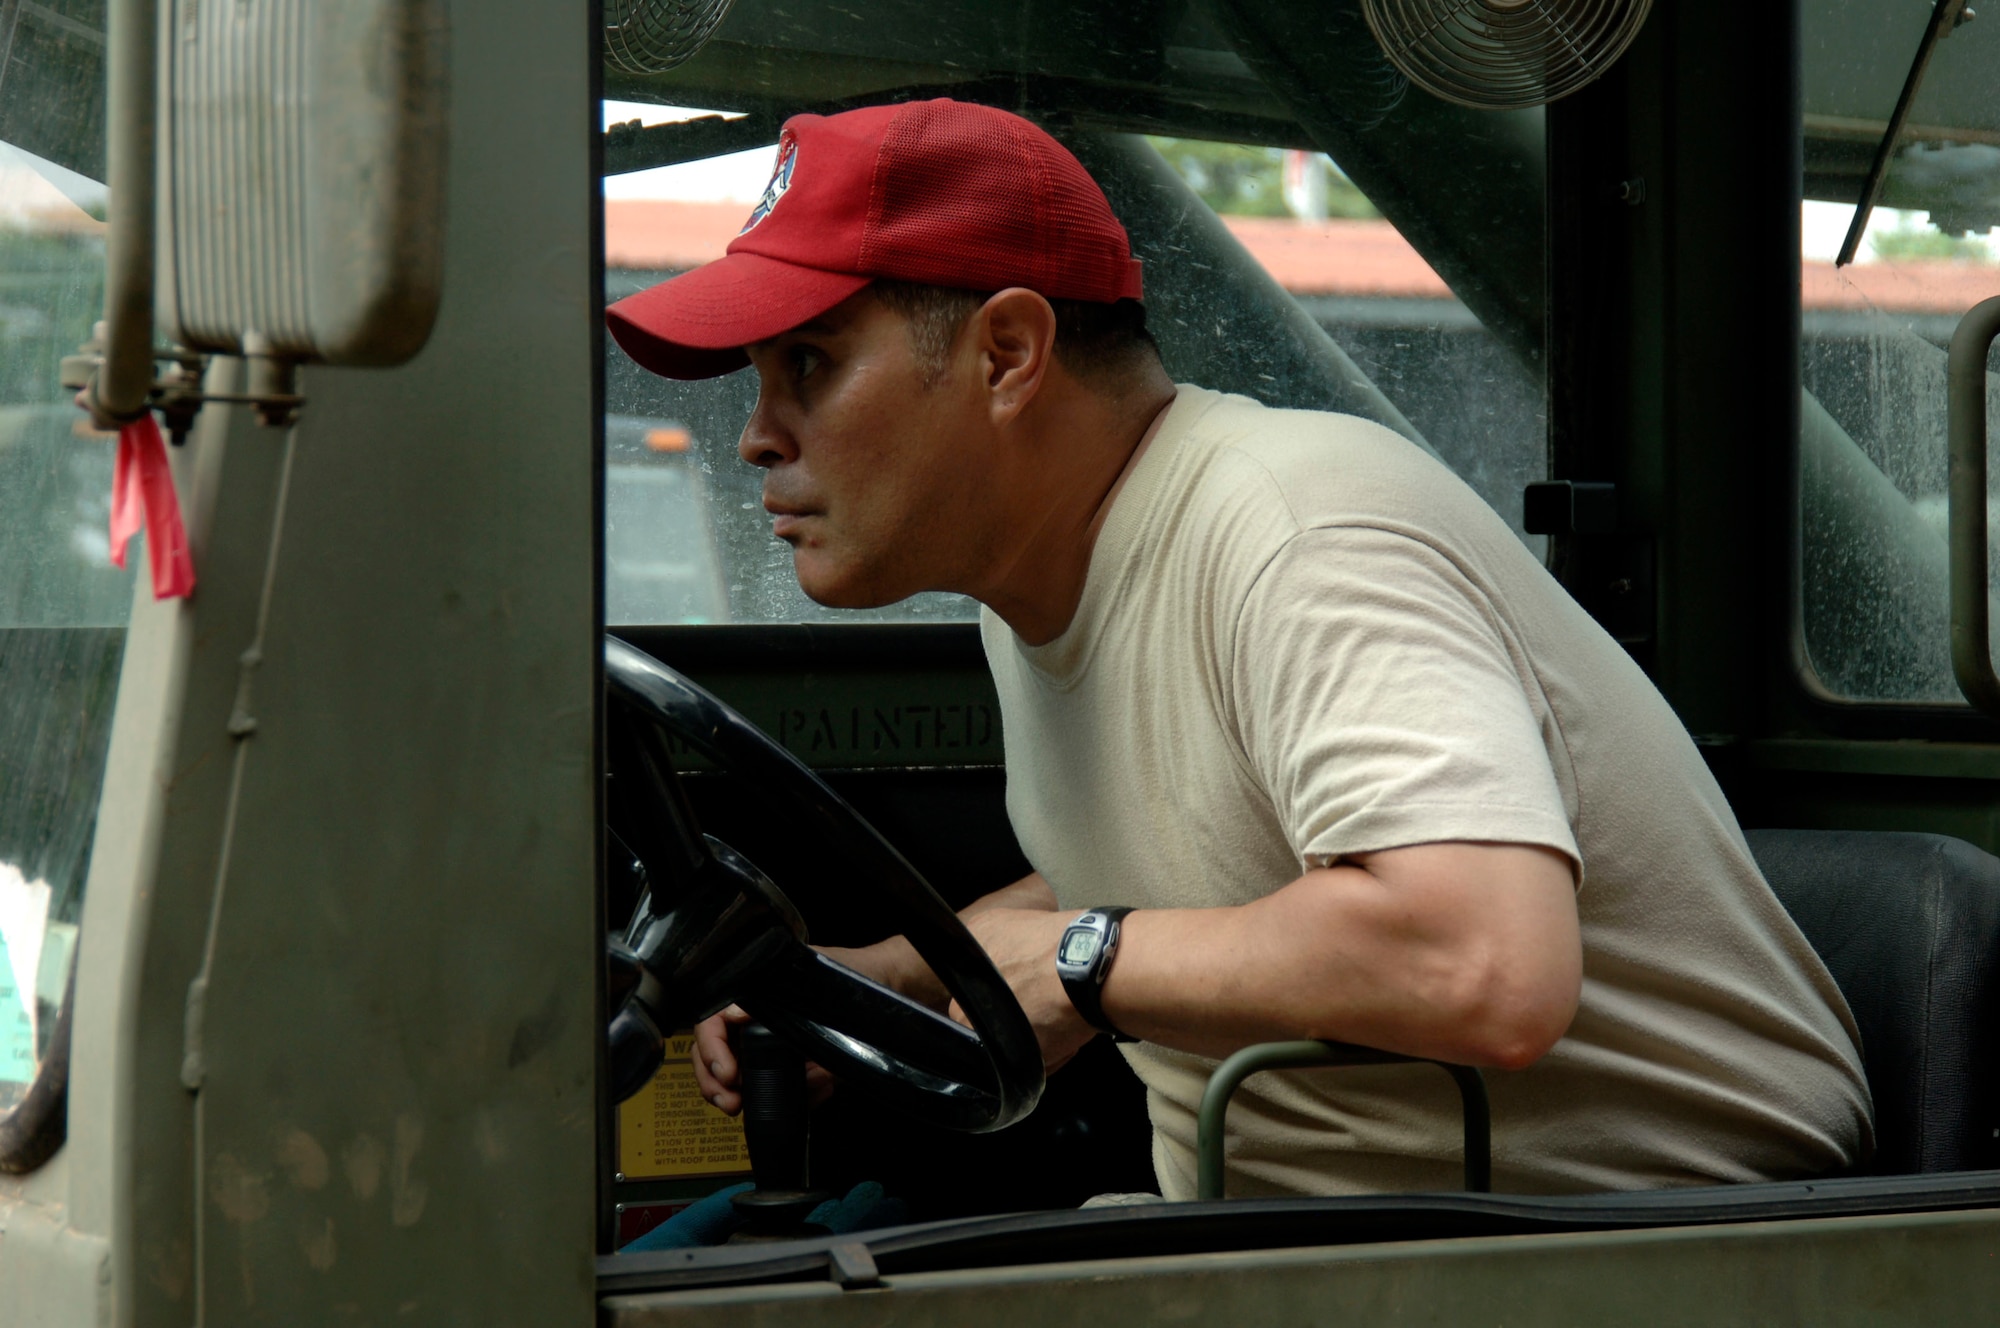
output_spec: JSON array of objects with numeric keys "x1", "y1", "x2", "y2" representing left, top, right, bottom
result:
[
  {"x1": 604, "y1": 0, "x2": 738, "y2": 76},
  {"x1": 1359, "y1": 0, "x2": 1652, "y2": 111}
]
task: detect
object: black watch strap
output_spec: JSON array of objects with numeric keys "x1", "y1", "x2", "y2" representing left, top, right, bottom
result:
[{"x1": 1057, "y1": 906, "x2": 1138, "y2": 1043}]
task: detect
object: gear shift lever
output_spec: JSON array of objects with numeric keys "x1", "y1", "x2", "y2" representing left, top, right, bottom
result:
[{"x1": 729, "y1": 1021, "x2": 832, "y2": 1236}]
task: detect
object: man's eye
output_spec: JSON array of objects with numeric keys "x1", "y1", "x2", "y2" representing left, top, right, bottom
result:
[{"x1": 791, "y1": 347, "x2": 822, "y2": 380}]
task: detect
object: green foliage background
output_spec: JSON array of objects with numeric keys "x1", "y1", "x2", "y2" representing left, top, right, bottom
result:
[
  {"x1": 1145, "y1": 138, "x2": 1379, "y2": 221},
  {"x1": 1869, "y1": 219, "x2": 1991, "y2": 263}
]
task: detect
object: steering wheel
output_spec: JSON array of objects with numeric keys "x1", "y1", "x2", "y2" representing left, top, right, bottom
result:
[{"x1": 602, "y1": 635, "x2": 1045, "y2": 1133}]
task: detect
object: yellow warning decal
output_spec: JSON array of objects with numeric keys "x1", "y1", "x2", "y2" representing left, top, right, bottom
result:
[{"x1": 617, "y1": 1031, "x2": 753, "y2": 1180}]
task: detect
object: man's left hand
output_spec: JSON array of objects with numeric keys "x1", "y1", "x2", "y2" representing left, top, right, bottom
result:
[{"x1": 951, "y1": 908, "x2": 1101, "y2": 1074}]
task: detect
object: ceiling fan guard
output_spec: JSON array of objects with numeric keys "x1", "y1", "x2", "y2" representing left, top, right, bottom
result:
[
  {"x1": 1359, "y1": 0, "x2": 1654, "y2": 110},
  {"x1": 603, "y1": 0, "x2": 738, "y2": 75}
]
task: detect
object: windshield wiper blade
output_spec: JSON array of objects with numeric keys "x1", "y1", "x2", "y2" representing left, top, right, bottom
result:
[{"x1": 1836, "y1": 0, "x2": 1976, "y2": 267}]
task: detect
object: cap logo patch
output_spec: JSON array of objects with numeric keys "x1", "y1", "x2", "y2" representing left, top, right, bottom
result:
[{"x1": 740, "y1": 133, "x2": 797, "y2": 235}]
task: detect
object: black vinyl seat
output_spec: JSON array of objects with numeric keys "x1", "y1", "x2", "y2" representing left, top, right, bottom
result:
[{"x1": 1746, "y1": 829, "x2": 2000, "y2": 1176}]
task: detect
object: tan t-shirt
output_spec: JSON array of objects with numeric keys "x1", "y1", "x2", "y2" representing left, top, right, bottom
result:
[{"x1": 982, "y1": 386, "x2": 1872, "y2": 1200}]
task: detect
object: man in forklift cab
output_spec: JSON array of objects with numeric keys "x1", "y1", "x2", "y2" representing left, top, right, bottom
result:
[{"x1": 605, "y1": 98, "x2": 1872, "y2": 1199}]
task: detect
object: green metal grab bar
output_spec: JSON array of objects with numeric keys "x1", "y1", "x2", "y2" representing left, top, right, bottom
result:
[
  {"x1": 1949, "y1": 295, "x2": 2000, "y2": 716},
  {"x1": 1195, "y1": 1040, "x2": 1491, "y2": 1201}
]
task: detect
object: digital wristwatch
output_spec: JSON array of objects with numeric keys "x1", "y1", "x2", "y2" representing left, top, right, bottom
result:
[{"x1": 1055, "y1": 907, "x2": 1138, "y2": 1042}]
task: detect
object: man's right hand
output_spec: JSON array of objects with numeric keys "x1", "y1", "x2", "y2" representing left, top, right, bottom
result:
[
  {"x1": 689, "y1": 1005, "x2": 754, "y2": 1115},
  {"x1": 691, "y1": 1004, "x2": 836, "y2": 1115},
  {"x1": 686, "y1": 873, "x2": 1059, "y2": 1113},
  {"x1": 687, "y1": 939, "x2": 905, "y2": 1114}
]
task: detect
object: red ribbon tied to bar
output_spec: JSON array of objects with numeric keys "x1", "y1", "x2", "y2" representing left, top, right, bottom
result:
[{"x1": 109, "y1": 413, "x2": 196, "y2": 599}]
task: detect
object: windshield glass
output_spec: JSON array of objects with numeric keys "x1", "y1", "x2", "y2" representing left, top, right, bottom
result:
[{"x1": 0, "y1": 131, "x2": 124, "y2": 1112}]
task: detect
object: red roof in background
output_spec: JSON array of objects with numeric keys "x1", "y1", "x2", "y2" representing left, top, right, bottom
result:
[
  {"x1": 608, "y1": 200, "x2": 747, "y2": 269},
  {"x1": 1802, "y1": 261, "x2": 2000, "y2": 314},
  {"x1": 1219, "y1": 215, "x2": 1449, "y2": 299},
  {"x1": 606, "y1": 199, "x2": 2000, "y2": 315}
]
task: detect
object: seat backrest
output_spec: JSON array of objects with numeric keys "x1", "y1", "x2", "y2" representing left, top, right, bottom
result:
[{"x1": 1746, "y1": 828, "x2": 2000, "y2": 1176}]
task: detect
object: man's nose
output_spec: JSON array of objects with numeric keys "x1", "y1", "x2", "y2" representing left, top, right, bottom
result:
[{"x1": 738, "y1": 393, "x2": 797, "y2": 470}]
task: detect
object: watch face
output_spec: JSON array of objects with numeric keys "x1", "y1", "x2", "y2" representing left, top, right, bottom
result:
[{"x1": 1060, "y1": 928, "x2": 1103, "y2": 967}]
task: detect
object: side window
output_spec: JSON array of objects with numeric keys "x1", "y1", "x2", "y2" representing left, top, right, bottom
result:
[
  {"x1": 1797, "y1": 0, "x2": 2000, "y2": 704},
  {"x1": 602, "y1": 106, "x2": 1548, "y2": 626},
  {"x1": 0, "y1": 140, "x2": 127, "y2": 1115}
]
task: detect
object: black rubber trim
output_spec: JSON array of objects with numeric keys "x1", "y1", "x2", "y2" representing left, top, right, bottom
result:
[
  {"x1": 611, "y1": 624, "x2": 986, "y2": 673},
  {"x1": 596, "y1": 1170, "x2": 2000, "y2": 1295},
  {"x1": 0, "y1": 956, "x2": 73, "y2": 1174}
]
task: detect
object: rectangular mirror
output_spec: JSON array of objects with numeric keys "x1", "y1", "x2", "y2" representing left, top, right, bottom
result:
[{"x1": 156, "y1": 0, "x2": 450, "y2": 365}]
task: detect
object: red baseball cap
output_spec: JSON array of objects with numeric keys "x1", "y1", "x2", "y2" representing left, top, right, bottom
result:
[{"x1": 605, "y1": 98, "x2": 1145, "y2": 380}]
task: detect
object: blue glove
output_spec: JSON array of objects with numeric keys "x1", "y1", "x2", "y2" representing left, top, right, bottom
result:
[
  {"x1": 621, "y1": 1180, "x2": 908, "y2": 1252},
  {"x1": 622, "y1": 1182, "x2": 755, "y2": 1251},
  {"x1": 807, "y1": 1180, "x2": 909, "y2": 1233}
]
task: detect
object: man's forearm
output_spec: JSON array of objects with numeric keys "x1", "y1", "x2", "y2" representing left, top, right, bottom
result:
[
  {"x1": 968, "y1": 873, "x2": 1060, "y2": 915},
  {"x1": 824, "y1": 872, "x2": 1057, "y2": 1010},
  {"x1": 1095, "y1": 845, "x2": 1581, "y2": 1069}
]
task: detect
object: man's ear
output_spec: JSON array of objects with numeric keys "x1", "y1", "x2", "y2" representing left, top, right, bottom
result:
[{"x1": 973, "y1": 288, "x2": 1056, "y2": 426}]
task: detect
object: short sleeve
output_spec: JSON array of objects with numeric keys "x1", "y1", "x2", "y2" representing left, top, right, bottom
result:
[{"x1": 1231, "y1": 525, "x2": 1579, "y2": 871}]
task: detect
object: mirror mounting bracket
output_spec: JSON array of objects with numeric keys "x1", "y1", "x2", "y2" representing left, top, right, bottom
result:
[{"x1": 61, "y1": 334, "x2": 305, "y2": 440}]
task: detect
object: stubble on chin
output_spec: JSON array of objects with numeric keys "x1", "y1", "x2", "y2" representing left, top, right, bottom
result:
[{"x1": 794, "y1": 554, "x2": 911, "y2": 611}]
